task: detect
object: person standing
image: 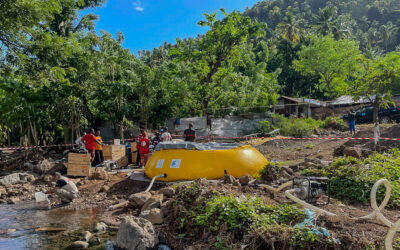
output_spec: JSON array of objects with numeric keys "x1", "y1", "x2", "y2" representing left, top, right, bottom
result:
[
  {"x1": 81, "y1": 129, "x2": 103, "y2": 162},
  {"x1": 75, "y1": 132, "x2": 87, "y2": 152},
  {"x1": 135, "y1": 130, "x2": 144, "y2": 166},
  {"x1": 46, "y1": 172, "x2": 79, "y2": 204},
  {"x1": 183, "y1": 123, "x2": 196, "y2": 142},
  {"x1": 93, "y1": 130, "x2": 104, "y2": 166},
  {"x1": 161, "y1": 127, "x2": 172, "y2": 141},
  {"x1": 152, "y1": 132, "x2": 162, "y2": 147},
  {"x1": 139, "y1": 131, "x2": 150, "y2": 167},
  {"x1": 347, "y1": 110, "x2": 356, "y2": 136}
]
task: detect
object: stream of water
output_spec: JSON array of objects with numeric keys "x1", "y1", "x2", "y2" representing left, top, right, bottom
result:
[{"x1": 0, "y1": 202, "x2": 100, "y2": 249}]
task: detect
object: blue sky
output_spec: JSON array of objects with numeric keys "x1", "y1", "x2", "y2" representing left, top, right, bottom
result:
[{"x1": 81, "y1": 0, "x2": 260, "y2": 54}]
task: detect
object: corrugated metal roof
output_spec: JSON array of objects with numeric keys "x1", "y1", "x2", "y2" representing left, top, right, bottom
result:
[
  {"x1": 328, "y1": 96, "x2": 371, "y2": 106},
  {"x1": 279, "y1": 96, "x2": 327, "y2": 107}
]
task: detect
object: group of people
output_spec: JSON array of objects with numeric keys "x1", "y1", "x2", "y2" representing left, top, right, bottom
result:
[
  {"x1": 135, "y1": 124, "x2": 196, "y2": 167},
  {"x1": 47, "y1": 124, "x2": 196, "y2": 205},
  {"x1": 75, "y1": 129, "x2": 104, "y2": 166}
]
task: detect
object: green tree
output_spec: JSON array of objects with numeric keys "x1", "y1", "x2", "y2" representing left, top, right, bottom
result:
[
  {"x1": 170, "y1": 9, "x2": 266, "y2": 118},
  {"x1": 277, "y1": 11, "x2": 302, "y2": 42},
  {"x1": 294, "y1": 35, "x2": 363, "y2": 98},
  {"x1": 348, "y1": 52, "x2": 400, "y2": 143}
]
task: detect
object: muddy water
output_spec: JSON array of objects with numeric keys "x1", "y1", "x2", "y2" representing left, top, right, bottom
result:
[{"x1": 0, "y1": 202, "x2": 100, "y2": 249}]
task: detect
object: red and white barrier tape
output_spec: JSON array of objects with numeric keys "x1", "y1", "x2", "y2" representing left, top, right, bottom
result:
[{"x1": 1, "y1": 136, "x2": 399, "y2": 151}]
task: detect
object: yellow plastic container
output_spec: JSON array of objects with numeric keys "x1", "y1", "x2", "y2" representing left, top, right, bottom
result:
[{"x1": 145, "y1": 144, "x2": 268, "y2": 182}]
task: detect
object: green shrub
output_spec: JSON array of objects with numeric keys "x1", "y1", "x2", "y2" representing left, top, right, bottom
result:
[
  {"x1": 259, "y1": 114, "x2": 347, "y2": 137},
  {"x1": 321, "y1": 149, "x2": 400, "y2": 207},
  {"x1": 194, "y1": 195, "x2": 304, "y2": 231},
  {"x1": 258, "y1": 120, "x2": 274, "y2": 135},
  {"x1": 322, "y1": 116, "x2": 347, "y2": 131}
]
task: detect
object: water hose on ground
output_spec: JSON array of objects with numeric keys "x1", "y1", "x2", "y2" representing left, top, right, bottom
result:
[
  {"x1": 285, "y1": 189, "x2": 337, "y2": 217},
  {"x1": 259, "y1": 181, "x2": 293, "y2": 192},
  {"x1": 267, "y1": 178, "x2": 398, "y2": 249},
  {"x1": 355, "y1": 179, "x2": 398, "y2": 250},
  {"x1": 107, "y1": 173, "x2": 167, "y2": 211},
  {"x1": 145, "y1": 173, "x2": 167, "y2": 192}
]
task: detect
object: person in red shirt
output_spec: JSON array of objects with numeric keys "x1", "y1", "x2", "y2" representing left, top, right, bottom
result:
[
  {"x1": 81, "y1": 129, "x2": 103, "y2": 162},
  {"x1": 139, "y1": 131, "x2": 150, "y2": 168}
]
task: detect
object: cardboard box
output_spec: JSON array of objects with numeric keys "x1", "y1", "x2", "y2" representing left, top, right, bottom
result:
[
  {"x1": 65, "y1": 163, "x2": 91, "y2": 177},
  {"x1": 103, "y1": 145, "x2": 126, "y2": 161},
  {"x1": 116, "y1": 155, "x2": 128, "y2": 168},
  {"x1": 68, "y1": 153, "x2": 91, "y2": 164}
]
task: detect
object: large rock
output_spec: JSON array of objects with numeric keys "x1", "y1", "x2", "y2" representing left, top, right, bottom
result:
[
  {"x1": 129, "y1": 192, "x2": 152, "y2": 207},
  {"x1": 71, "y1": 241, "x2": 89, "y2": 249},
  {"x1": 158, "y1": 187, "x2": 175, "y2": 198},
  {"x1": 223, "y1": 174, "x2": 235, "y2": 184},
  {"x1": 239, "y1": 175, "x2": 252, "y2": 185},
  {"x1": 33, "y1": 159, "x2": 55, "y2": 175},
  {"x1": 141, "y1": 194, "x2": 163, "y2": 212},
  {"x1": 343, "y1": 147, "x2": 362, "y2": 158},
  {"x1": 100, "y1": 185, "x2": 110, "y2": 192},
  {"x1": 91, "y1": 168, "x2": 108, "y2": 180},
  {"x1": 139, "y1": 208, "x2": 163, "y2": 225},
  {"x1": 94, "y1": 222, "x2": 108, "y2": 233},
  {"x1": 0, "y1": 173, "x2": 35, "y2": 186},
  {"x1": 116, "y1": 216, "x2": 158, "y2": 250},
  {"x1": 82, "y1": 231, "x2": 92, "y2": 242}
]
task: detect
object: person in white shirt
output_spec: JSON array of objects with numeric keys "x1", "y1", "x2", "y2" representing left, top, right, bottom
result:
[
  {"x1": 161, "y1": 127, "x2": 172, "y2": 141},
  {"x1": 75, "y1": 132, "x2": 87, "y2": 152},
  {"x1": 46, "y1": 172, "x2": 79, "y2": 204}
]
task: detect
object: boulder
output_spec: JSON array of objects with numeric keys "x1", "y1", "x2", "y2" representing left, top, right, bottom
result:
[
  {"x1": 7, "y1": 197, "x2": 20, "y2": 204},
  {"x1": 82, "y1": 231, "x2": 92, "y2": 242},
  {"x1": 48, "y1": 163, "x2": 68, "y2": 175},
  {"x1": 33, "y1": 159, "x2": 55, "y2": 175},
  {"x1": 100, "y1": 185, "x2": 110, "y2": 193},
  {"x1": 223, "y1": 174, "x2": 235, "y2": 184},
  {"x1": 343, "y1": 147, "x2": 362, "y2": 158},
  {"x1": 91, "y1": 168, "x2": 108, "y2": 180},
  {"x1": 160, "y1": 200, "x2": 172, "y2": 216},
  {"x1": 139, "y1": 208, "x2": 163, "y2": 225},
  {"x1": 116, "y1": 216, "x2": 158, "y2": 250},
  {"x1": 239, "y1": 175, "x2": 252, "y2": 185},
  {"x1": 94, "y1": 222, "x2": 107, "y2": 233},
  {"x1": 333, "y1": 145, "x2": 345, "y2": 156},
  {"x1": 141, "y1": 194, "x2": 163, "y2": 212},
  {"x1": 129, "y1": 192, "x2": 152, "y2": 207},
  {"x1": 158, "y1": 187, "x2": 175, "y2": 198},
  {"x1": 233, "y1": 180, "x2": 241, "y2": 187},
  {"x1": 0, "y1": 173, "x2": 35, "y2": 186},
  {"x1": 42, "y1": 174, "x2": 53, "y2": 183},
  {"x1": 71, "y1": 241, "x2": 89, "y2": 249}
]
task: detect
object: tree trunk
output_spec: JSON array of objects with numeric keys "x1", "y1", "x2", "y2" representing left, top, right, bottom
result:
[
  {"x1": 373, "y1": 97, "x2": 380, "y2": 148},
  {"x1": 119, "y1": 123, "x2": 124, "y2": 142}
]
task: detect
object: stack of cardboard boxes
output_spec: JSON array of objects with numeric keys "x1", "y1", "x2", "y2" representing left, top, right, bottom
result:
[
  {"x1": 66, "y1": 153, "x2": 92, "y2": 177},
  {"x1": 103, "y1": 145, "x2": 127, "y2": 167}
]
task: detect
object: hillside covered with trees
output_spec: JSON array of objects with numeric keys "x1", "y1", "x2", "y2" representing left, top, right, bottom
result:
[{"x1": 0, "y1": 0, "x2": 399, "y2": 146}]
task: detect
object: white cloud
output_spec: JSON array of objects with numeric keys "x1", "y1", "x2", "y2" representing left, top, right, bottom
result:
[
  {"x1": 133, "y1": 1, "x2": 144, "y2": 11},
  {"x1": 135, "y1": 6, "x2": 144, "y2": 11}
]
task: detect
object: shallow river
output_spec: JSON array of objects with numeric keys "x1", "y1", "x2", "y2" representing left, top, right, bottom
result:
[{"x1": 0, "y1": 202, "x2": 102, "y2": 249}]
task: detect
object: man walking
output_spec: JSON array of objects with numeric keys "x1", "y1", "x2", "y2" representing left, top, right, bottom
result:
[{"x1": 183, "y1": 123, "x2": 196, "y2": 141}]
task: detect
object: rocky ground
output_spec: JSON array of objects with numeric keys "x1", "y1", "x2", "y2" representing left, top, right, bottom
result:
[{"x1": 0, "y1": 124, "x2": 399, "y2": 249}]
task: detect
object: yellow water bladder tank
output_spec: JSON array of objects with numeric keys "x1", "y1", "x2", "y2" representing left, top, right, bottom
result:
[{"x1": 145, "y1": 142, "x2": 268, "y2": 182}]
